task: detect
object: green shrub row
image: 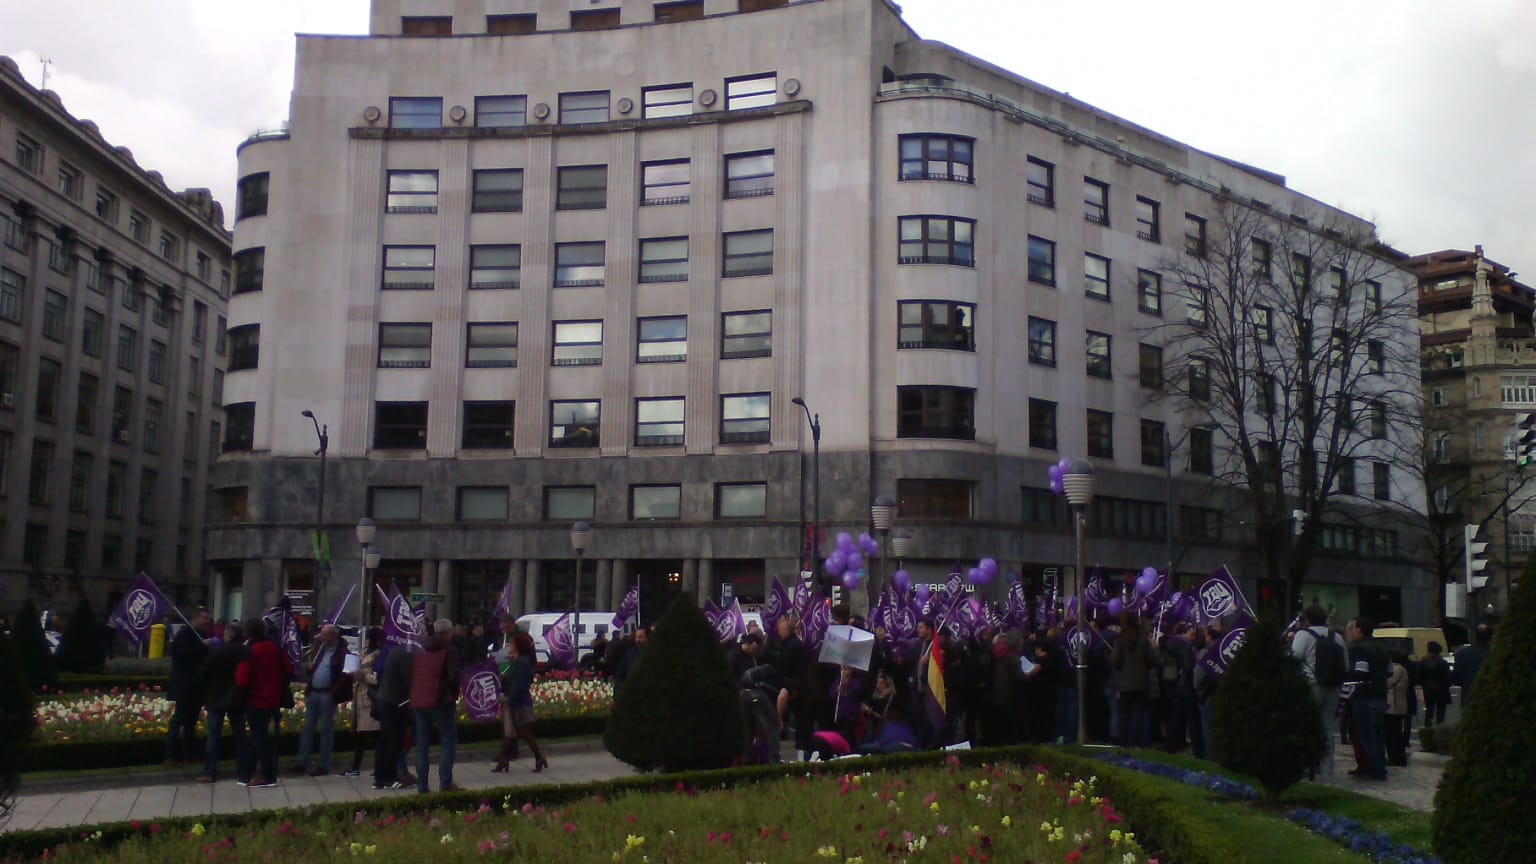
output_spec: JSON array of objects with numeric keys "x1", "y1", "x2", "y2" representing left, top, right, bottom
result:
[
  {"x1": 20, "y1": 715, "x2": 607, "y2": 774},
  {"x1": 1417, "y1": 722, "x2": 1456, "y2": 756},
  {"x1": 2, "y1": 745, "x2": 1246, "y2": 863},
  {"x1": 50, "y1": 674, "x2": 166, "y2": 693}
]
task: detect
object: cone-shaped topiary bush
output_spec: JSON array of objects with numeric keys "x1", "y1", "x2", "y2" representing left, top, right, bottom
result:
[
  {"x1": 57, "y1": 594, "x2": 106, "y2": 674},
  {"x1": 10, "y1": 600, "x2": 56, "y2": 692},
  {"x1": 1209, "y1": 614, "x2": 1326, "y2": 800},
  {"x1": 0, "y1": 630, "x2": 37, "y2": 826},
  {"x1": 604, "y1": 593, "x2": 744, "y2": 772},
  {"x1": 1433, "y1": 559, "x2": 1536, "y2": 863}
]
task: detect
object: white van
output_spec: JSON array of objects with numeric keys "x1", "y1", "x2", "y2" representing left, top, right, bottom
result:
[{"x1": 516, "y1": 611, "x2": 614, "y2": 664}]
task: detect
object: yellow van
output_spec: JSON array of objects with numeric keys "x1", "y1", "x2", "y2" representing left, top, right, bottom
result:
[{"x1": 1374, "y1": 626, "x2": 1459, "y2": 663}]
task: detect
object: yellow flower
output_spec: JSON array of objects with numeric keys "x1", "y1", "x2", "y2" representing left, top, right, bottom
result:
[
  {"x1": 190, "y1": 823, "x2": 206, "y2": 836},
  {"x1": 1001, "y1": 815, "x2": 1012, "y2": 827},
  {"x1": 1110, "y1": 829, "x2": 1124, "y2": 845},
  {"x1": 816, "y1": 845, "x2": 838, "y2": 858},
  {"x1": 625, "y1": 834, "x2": 646, "y2": 852},
  {"x1": 929, "y1": 802, "x2": 940, "y2": 813},
  {"x1": 440, "y1": 833, "x2": 454, "y2": 844},
  {"x1": 364, "y1": 846, "x2": 376, "y2": 855}
]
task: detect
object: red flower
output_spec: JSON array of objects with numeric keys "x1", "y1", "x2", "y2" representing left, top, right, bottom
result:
[{"x1": 1065, "y1": 851, "x2": 1081, "y2": 863}]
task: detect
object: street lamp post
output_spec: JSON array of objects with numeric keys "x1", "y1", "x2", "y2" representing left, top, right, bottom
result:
[
  {"x1": 355, "y1": 518, "x2": 377, "y2": 630},
  {"x1": 890, "y1": 529, "x2": 913, "y2": 572},
  {"x1": 302, "y1": 411, "x2": 330, "y2": 589},
  {"x1": 871, "y1": 496, "x2": 897, "y2": 596},
  {"x1": 570, "y1": 521, "x2": 590, "y2": 664},
  {"x1": 792, "y1": 398, "x2": 822, "y2": 590},
  {"x1": 1062, "y1": 460, "x2": 1097, "y2": 746}
]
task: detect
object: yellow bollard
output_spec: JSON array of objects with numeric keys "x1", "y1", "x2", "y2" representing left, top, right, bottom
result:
[{"x1": 148, "y1": 623, "x2": 167, "y2": 658}]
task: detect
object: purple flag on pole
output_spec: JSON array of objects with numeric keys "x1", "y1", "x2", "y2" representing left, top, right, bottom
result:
[
  {"x1": 546, "y1": 612, "x2": 577, "y2": 668},
  {"x1": 712, "y1": 600, "x2": 746, "y2": 644},
  {"x1": 322, "y1": 584, "x2": 356, "y2": 628},
  {"x1": 792, "y1": 578, "x2": 815, "y2": 619},
  {"x1": 1196, "y1": 614, "x2": 1254, "y2": 679},
  {"x1": 108, "y1": 572, "x2": 173, "y2": 646},
  {"x1": 263, "y1": 596, "x2": 302, "y2": 672},
  {"x1": 798, "y1": 593, "x2": 830, "y2": 654},
  {"x1": 765, "y1": 578, "x2": 790, "y2": 626},
  {"x1": 703, "y1": 597, "x2": 722, "y2": 629},
  {"x1": 1083, "y1": 573, "x2": 1111, "y2": 611},
  {"x1": 1191, "y1": 566, "x2": 1248, "y2": 624},
  {"x1": 377, "y1": 584, "x2": 421, "y2": 652},
  {"x1": 494, "y1": 577, "x2": 515, "y2": 619},
  {"x1": 459, "y1": 658, "x2": 502, "y2": 722},
  {"x1": 610, "y1": 585, "x2": 640, "y2": 632},
  {"x1": 1005, "y1": 580, "x2": 1029, "y2": 630}
]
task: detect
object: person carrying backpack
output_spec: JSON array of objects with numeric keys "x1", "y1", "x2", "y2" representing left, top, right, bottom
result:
[{"x1": 1289, "y1": 605, "x2": 1347, "y2": 777}]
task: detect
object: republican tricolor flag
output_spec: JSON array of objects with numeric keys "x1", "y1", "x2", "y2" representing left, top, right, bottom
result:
[{"x1": 924, "y1": 628, "x2": 947, "y2": 728}]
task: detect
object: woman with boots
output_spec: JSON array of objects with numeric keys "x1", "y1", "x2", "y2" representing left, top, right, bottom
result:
[
  {"x1": 342, "y1": 627, "x2": 383, "y2": 777},
  {"x1": 493, "y1": 632, "x2": 547, "y2": 773}
]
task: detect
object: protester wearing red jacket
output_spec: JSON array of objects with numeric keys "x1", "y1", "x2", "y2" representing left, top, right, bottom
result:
[{"x1": 235, "y1": 617, "x2": 291, "y2": 787}]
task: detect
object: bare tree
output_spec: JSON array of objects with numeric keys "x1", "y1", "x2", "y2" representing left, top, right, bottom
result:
[{"x1": 1153, "y1": 199, "x2": 1421, "y2": 612}]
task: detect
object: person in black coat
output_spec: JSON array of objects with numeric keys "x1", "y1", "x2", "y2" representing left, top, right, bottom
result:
[
  {"x1": 196, "y1": 622, "x2": 248, "y2": 782},
  {"x1": 728, "y1": 632, "x2": 768, "y2": 682},
  {"x1": 165, "y1": 609, "x2": 212, "y2": 765}
]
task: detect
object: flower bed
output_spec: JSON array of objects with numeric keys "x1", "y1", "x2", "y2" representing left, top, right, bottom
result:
[
  {"x1": 1286, "y1": 808, "x2": 1441, "y2": 864},
  {"x1": 1094, "y1": 753, "x2": 1260, "y2": 800},
  {"x1": 10, "y1": 759, "x2": 1153, "y2": 864}
]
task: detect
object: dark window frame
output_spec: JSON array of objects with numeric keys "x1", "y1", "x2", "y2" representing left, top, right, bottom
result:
[
  {"x1": 461, "y1": 400, "x2": 514, "y2": 450},
  {"x1": 722, "y1": 310, "x2": 772, "y2": 359},
  {"x1": 1028, "y1": 398, "x2": 1057, "y2": 451},
  {"x1": 896, "y1": 385, "x2": 976, "y2": 441},
  {"x1": 377, "y1": 322, "x2": 433, "y2": 368},
  {"x1": 470, "y1": 169, "x2": 524, "y2": 213},
  {"x1": 637, "y1": 316, "x2": 687, "y2": 363},
  {"x1": 373, "y1": 401, "x2": 429, "y2": 450},
  {"x1": 1135, "y1": 196, "x2": 1161, "y2": 242},
  {"x1": 897, "y1": 133, "x2": 974, "y2": 184},
  {"x1": 554, "y1": 242, "x2": 606, "y2": 287},
  {"x1": 549, "y1": 400, "x2": 601, "y2": 448},
  {"x1": 385, "y1": 170, "x2": 440, "y2": 213},
  {"x1": 389, "y1": 96, "x2": 443, "y2": 129},
  {"x1": 724, "y1": 150, "x2": 775, "y2": 199},
  {"x1": 474, "y1": 94, "x2": 528, "y2": 128},
  {"x1": 720, "y1": 392, "x2": 772, "y2": 444},
  {"x1": 466, "y1": 322, "x2": 518, "y2": 368},
  {"x1": 1139, "y1": 343, "x2": 1163, "y2": 390},
  {"x1": 897, "y1": 300, "x2": 975, "y2": 351},
  {"x1": 555, "y1": 164, "x2": 608, "y2": 211},
  {"x1": 1026, "y1": 157, "x2": 1054, "y2": 206},
  {"x1": 1086, "y1": 409, "x2": 1114, "y2": 459},
  {"x1": 641, "y1": 83, "x2": 693, "y2": 119},
  {"x1": 1027, "y1": 235, "x2": 1056, "y2": 286},
  {"x1": 898, "y1": 216, "x2": 975, "y2": 267},
  {"x1": 1085, "y1": 330, "x2": 1112, "y2": 379},
  {"x1": 641, "y1": 159, "x2": 690, "y2": 205},
  {"x1": 1027, "y1": 316, "x2": 1056, "y2": 367},
  {"x1": 469, "y1": 244, "x2": 521, "y2": 289},
  {"x1": 552, "y1": 320, "x2": 603, "y2": 366},
  {"x1": 722, "y1": 229, "x2": 774, "y2": 278},
  {"x1": 635, "y1": 396, "x2": 685, "y2": 446},
  {"x1": 724, "y1": 72, "x2": 776, "y2": 110},
  {"x1": 638, "y1": 237, "x2": 689, "y2": 283},
  {"x1": 236, "y1": 172, "x2": 269, "y2": 220}
]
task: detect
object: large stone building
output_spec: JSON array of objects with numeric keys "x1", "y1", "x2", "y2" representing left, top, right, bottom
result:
[
  {"x1": 210, "y1": 0, "x2": 1427, "y2": 629},
  {"x1": 0, "y1": 57, "x2": 231, "y2": 619},
  {"x1": 1413, "y1": 246, "x2": 1535, "y2": 621}
]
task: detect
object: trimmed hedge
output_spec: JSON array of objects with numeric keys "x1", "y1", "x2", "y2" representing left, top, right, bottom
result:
[
  {"x1": 48, "y1": 674, "x2": 166, "y2": 694},
  {"x1": 1417, "y1": 722, "x2": 1456, "y2": 756},
  {"x1": 21, "y1": 715, "x2": 607, "y2": 774},
  {"x1": 1, "y1": 745, "x2": 1242, "y2": 863}
]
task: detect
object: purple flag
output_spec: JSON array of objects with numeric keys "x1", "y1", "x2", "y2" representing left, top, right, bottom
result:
[
  {"x1": 944, "y1": 571, "x2": 964, "y2": 598},
  {"x1": 108, "y1": 572, "x2": 174, "y2": 646},
  {"x1": 703, "y1": 597, "x2": 722, "y2": 629},
  {"x1": 1084, "y1": 573, "x2": 1111, "y2": 611},
  {"x1": 322, "y1": 584, "x2": 356, "y2": 628},
  {"x1": 885, "y1": 590, "x2": 919, "y2": 648},
  {"x1": 494, "y1": 577, "x2": 515, "y2": 619},
  {"x1": 765, "y1": 578, "x2": 790, "y2": 627},
  {"x1": 712, "y1": 600, "x2": 746, "y2": 644},
  {"x1": 377, "y1": 584, "x2": 421, "y2": 652},
  {"x1": 1005, "y1": 580, "x2": 1030, "y2": 630},
  {"x1": 459, "y1": 658, "x2": 502, "y2": 722},
  {"x1": 1196, "y1": 614, "x2": 1254, "y2": 679},
  {"x1": 263, "y1": 596, "x2": 302, "y2": 672},
  {"x1": 546, "y1": 612, "x2": 577, "y2": 668},
  {"x1": 1191, "y1": 566, "x2": 1248, "y2": 624},
  {"x1": 610, "y1": 585, "x2": 640, "y2": 632},
  {"x1": 792, "y1": 578, "x2": 815, "y2": 619},
  {"x1": 798, "y1": 593, "x2": 830, "y2": 654}
]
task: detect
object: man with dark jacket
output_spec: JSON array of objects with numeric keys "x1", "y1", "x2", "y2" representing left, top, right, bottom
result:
[
  {"x1": 614, "y1": 628, "x2": 648, "y2": 688},
  {"x1": 1346, "y1": 617, "x2": 1391, "y2": 781},
  {"x1": 291, "y1": 623, "x2": 351, "y2": 777},
  {"x1": 373, "y1": 641, "x2": 414, "y2": 789},
  {"x1": 1161, "y1": 623, "x2": 1203, "y2": 758},
  {"x1": 165, "y1": 609, "x2": 212, "y2": 765},
  {"x1": 196, "y1": 623, "x2": 248, "y2": 783},
  {"x1": 411, "y1": 619, "x2": 464, "y2": 793},
  {"x1": 1452, "y1": 624, "x2": 1493, "y2": 704},
  {"x1": 728, "y1": 632, "x2": 767, "y2": 682}
]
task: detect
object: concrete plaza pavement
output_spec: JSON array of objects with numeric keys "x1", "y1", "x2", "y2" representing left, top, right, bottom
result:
[{"x1": 1314, "y1": 739, "x2": 1446, "y2": 812}]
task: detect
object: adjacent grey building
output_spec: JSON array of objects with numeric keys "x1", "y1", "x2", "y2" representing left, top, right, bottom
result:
[
  {"x1": 210, "y1": 0, "x2": 1429, "y2": 629},
  {"x1": 0, "y1": 57, "x2": 231, "y2": 619}
]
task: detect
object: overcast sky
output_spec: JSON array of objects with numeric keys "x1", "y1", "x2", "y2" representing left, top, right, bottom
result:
[{"x1": 4, "y1": 0, "x2": 1532, "y2": 277}]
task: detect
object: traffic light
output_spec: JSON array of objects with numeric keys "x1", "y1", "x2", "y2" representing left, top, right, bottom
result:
[
  {"x1": 1515, "y1": 413, "x2": 1536, "y2": 467},
  {"x1": 1465, "y1": 523, "x2": 1490, "y2": 592}
]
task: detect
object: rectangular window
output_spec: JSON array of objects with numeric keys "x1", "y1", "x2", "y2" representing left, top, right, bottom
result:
[
  {"x1": 1141, "y1": 420, "x2": 1166, "y2": 467},
  {"x1": 0, "y1": 430, "x2": 8, "y2": 495},
  {"x1": 0, "y1": 214, "x2": 22, "y2": 250},
  {"x1": 474, "y1": 95, "x2": 527, "y2": 128},
  {"x1": 1135, "y1": 196, "x2": 1160, "y2": 242},
  {"x1": 486, "y1": 14, "x2": 536, "y2": 34},
  {"x1": 148, "y1": 340, "x2": 167, "y2": 384},
  {"x1": 462, "y1": 401, "x2": 514, "y2": 449},
  {"x1": 0, "y1": 268, "x2": 24, "y2": 322},
  {"x1": 641, "y1": 159, "x2": 690, "y2": 205},
  {"x1": 48, "y1": 236, "x2": 72, "y2": 272},
  {"x1": 1139, "y1": 344, "x2": 1163, "y2": 389},
  {"x1": 236, "y1": 173, "x2": 269, "y2": 220},
  {"x1": 15, "y1": 134, "x2": 42, "y2": 173},
  {"x1": 228, "y1": 324, "x2": 259, "y2": 371},
  {"x1": 898, "y1": 300, "x2": 974, "y2": 351},
  {"x1": 124, "y1": 278, "x2": 144, "y2": 312},
  {"x1": 1184, "y1": 213, "x2": 1207, "y2": 257},
  {"x1": 552, "y1": 320, "x2": 603, "y2": 366},
  {"x1": 716, "y1": 482, "x2": 766, "y2": 518},
  {"x1": 458, "y1": 487, "x2": 509, "y2": 521},
  {"x1": 1086, "y1": 410, "x2": 1114, "y2": 459},
  {"x1": 58, "y1": 163, "x2": 83, "y2": 199},
  {"x1": 1373, "y1": 462, "x2": 1391, "y2": 500},
  {"x1": 1027, "y1": 235, "x2": 1056, "y2": 285},
  {"x1": 635, "y1": 397, "x2": 685, "y2": 446},
  {"x1": 554, "y1": 242, "x2": 605, "y2": 287},
  {"x1": 152, "y1": 291, "x2": 172, "y2": 327},
  {"x1": 898, "y1": 216, "x2": 974, "y2": 267},
  {"x1": 722, "y1": 310, "x2": 771, "y2": 359},
  {"x1": 631, "y1": 485, "x2": 682, "y2": 520},
  {"x1": 1253, "y1": 305, "x2": 1274, "y2": 344},
  {"x1": 895, "y1": 479, "x2": 974, "y2": 520},
  {"x1": 725, "y1": 73, "x2": 776, "y2": 110},
  {"x1": 721, "y1": 392, "x2": 771, "y2": 444},
  {"x1": 638, "y1": 237, "x2": 689, "y2": 283},
  {"x1": 556, "y1": 165, "x2": 608, "y2": 210},
  {"x1": 1367, "y1": 340, "x2": 1385, "y2": 374},
  {"x1": 385, "y1": 170, "x2": 439, "y2": 213},
  {"x1": 129, "y1": 210, "x2": 150, "y2": 243},
  {"x1": 1365, "y1": 280, "x2": 1383, "y2": 313},
  {"x1": 466, "y1": 322, "x2": 517, "y2": 368},
  {"x1": 401, "y1": 15, "x2": 452, "y2": 35},
  {"x1": 469, "y1": 244, "x2": 521, "y2": 288},
  {"x1": 1369, "y1": 400, "x2": 1387, "y2": 439},
  {"x1": 471, "y1": 169, "x2": 523, "y2": 212},
  {"x1": 196, "y1": 252, "x2": 212, "y2": 282},
  {"x1": 1178, "y1": 505, "x2": 1222, "y2": 540},
  {"x1": 143, "y1": 398, "x2": 162, "y2": 452},
  {"x1": 1026, "y1": 157, "x2": 1054, "y2": 206},
  {"x1": 75, "y1": 373, "x2": 98, "y2": 434},
  {"x1": 1085, "y1": 331, "x2": 1112, "y2": 378},
  {"x1": 1028, "y1": 398, "x2": 1057, "y2": 450},
  {"x1": 36, "y1": 358, "x2": 61, "y2": 421},
  {"x1": 1188, "y1": 355, "x2": 1210, "y2": 401},
  {"x1": 545, "y1": 486, "x2": 595, "y2": 520},
  {"x1": 550, "y1": 400, "x2": 600, "y2": 448},
  {"x1": 212, "y1": 369, "x2": 224, "y2": 406},
  {"x1": 1257, "y1": 441, "x2": 1280, "y2": 484},
  {"x1": 723, "y1": 229, "x2": 774, "y2": 277},
  {"x1": 1084, "y1": 253, "x2": 1110, "y2": 301},
  {"x1": 642, "y1": 83, "x2": 693, "y2": 118},
  {"x1": 382, "y1": 245, "x2": 435, "y2": 289},
  {"x1": 86, "y1": 258, "x2": 105, "y2": 292},
  {"x1": 1083, "y1": 178, "x2": 1109, "y2": 225},
  {"x1": 368, "y1": 486, "x2": 423, "y2": 521},
  {"x1": 28, "y1": 442, "x2": 53, "y2": 505},
  {"x1": 1257, "y1": 374, "x2": 1276, "y2": 416},
  {"x1": 897, "y1": 386, "x2": 975, "y2": 440},
  {"x1": 637, "y1": 316, "x2": 687, "y2": 363},
  {"x1": 0, "y1": 341, "x2": 15, "y2": 400},
  {"x1": 724, "y1": 150, "x2": 774, "y2": 199},
  {"x1": 1338, "y1": 457, "x2": 1356, "y2": 495},
  {"x1": 220, "y1": 404, "x2": 254, "y2": 452},
  {"x1": 112, "y1": 386, "x2": 133, "y2": 441},
  {"x1": 117, "y1": 325, "x2": 139, "y2": 371},
  {"x1": 898, "y1": 134, "x2": 974, "y2": 183},
  {"x1": 654, "y1": 1, "x2": 704, "y2": 20},
  {"x1": 373, "y1": 402, "x2": 427, "y2": 450},
  {"x1": 389, "y1": 96, "x2": 442, "y2": 129},
  {"x1": 1027, "y1": 316, "x2": 1056, "y2": 367},
  {"x1": 1252, "y1": 238, "x2": 1272, "y2": 280},
  {"x1": 378, "y1": 323, "x2": 432, "y2": 368},
  {"x1": 571, "y1": 8, "x2": 619, "y2": 29},
  {"x1": 232, "y1": 248, "x2": 264, "y2": 294},
  {"x1": 42, "y1": 290, "x2": 67, "y2": 341},
  {"x1": 69, "y1": 451, "x2": 93, "y2": 513},
  {"x1": 1189, "y1": 426, "x2": 1214, "y2": 474},
  {"x1": 1186, "y1": 284, "x2": 1209, "y2": 326},
  {"x1": 559, "y1": 91, "x2": 610, "y2": 124}
]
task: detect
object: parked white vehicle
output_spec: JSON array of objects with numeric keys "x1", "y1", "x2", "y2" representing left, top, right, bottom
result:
[{"x1": 516, "y1": 611, "x2": 615, "y2": 664}]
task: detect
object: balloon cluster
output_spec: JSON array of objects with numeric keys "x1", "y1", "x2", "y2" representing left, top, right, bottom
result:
[
  {"x1": 1045, "y1": 457, "x2": 1073, "y2": 495},
  {"x1": 965, "y1": 557, "x2": 1000, "y2": 586},
  {"x1": 826, "y1": 531, "x2": 882, "y2": 589}
]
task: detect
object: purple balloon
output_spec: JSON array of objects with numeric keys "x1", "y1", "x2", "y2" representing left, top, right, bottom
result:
[
  {"x1": 829, "y1": 549, "x2": 847, "y2": 568},
  {"x1": 1057, "y1": 457, "x2": 1072, "y2": 472},
  {"x1": 1048, "y1": 464, "x2": 1064, "y2": 482},
  {"x1": 1135, "y1": 573, "x2": 1157, "y2": 594},
  {"x1": 892, "y1": 569, "x2": 911, "y2": 592},
  {"x1": 915, "y1": 584, "x2": 931, "y2": 603},
  {"x1": 836, "y1": 532, "x2": 855, "y2": 553},
  {"x1": 858, "y1": 532, "x2": 879, "y2": 555},
  {"x1": 842, "y1": 572, "x2": 860, "y2": 590},
  {"x1": 845, "y1": 551, "x2": 863, "y2": 571},
  {"x1": 1050, "y1": 478, "x2": 1064, "y2": 495},
  {"x1": 1142, "y1": 566, "x2": 1159, "y2": 581},
  {"x1": 979, "y1": 557, "x2": 998, "y2": 578},
  {"x1": 966, "y1": 567, "x2": 984, "y2": 585},
  {"x1": 1107, "y1": 597, "x2": 1124, "y2": 617},
  {"x1": 826, "y1": 555, "x2": 846, "y2": 577}
]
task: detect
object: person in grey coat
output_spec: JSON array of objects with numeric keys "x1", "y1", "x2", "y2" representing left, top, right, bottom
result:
[{"x1": 1111, "y1": 616, "x2": 1160, "y2": 748}]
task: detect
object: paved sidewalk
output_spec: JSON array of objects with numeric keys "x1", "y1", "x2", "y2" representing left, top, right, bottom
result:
[
  {"x1": 4, "y1": 741, "x2": 631, "y2": 834},
  {"x1": 1314, "y1": 740, "x2": 1446, "y2": 812}
]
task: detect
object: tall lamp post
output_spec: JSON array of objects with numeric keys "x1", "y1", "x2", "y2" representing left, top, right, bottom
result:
[
  {"x1": 355, "y1": 517, "x2": 377, "y2": 630},
  {"x1": 570, "y1": 521, "x2": 590, "y2": 663},
  {"x1": 1062, "y1": 460, "x2": 1096, "y2": 745},
  {"x1": 302, "y1": 411, "x2": 329, "y2": 587},
  {"x1": 870, "y1": 496, "x2": 897, "y2": 594},
  {"x1": 792, "y1": 397, "x2": 822, "y2": 589}
]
